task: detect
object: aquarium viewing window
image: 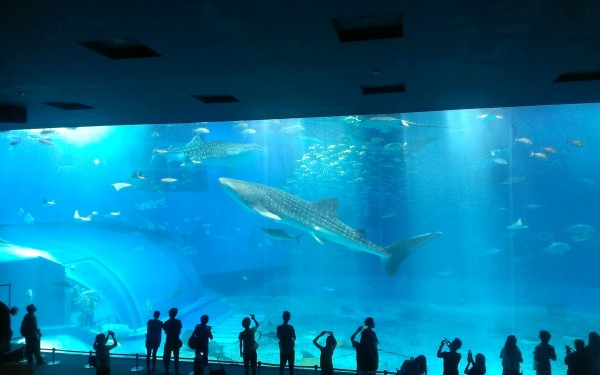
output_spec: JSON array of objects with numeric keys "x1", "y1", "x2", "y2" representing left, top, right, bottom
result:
[{"x1": 1, "y1": 103, "x2": 599, "y2": 374}]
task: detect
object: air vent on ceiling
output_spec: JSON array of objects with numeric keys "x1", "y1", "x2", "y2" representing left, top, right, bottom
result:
[
  {"x1": 79, "y1": 38, "x2": 161, "y2": 60},
  {"x1": 361, "y1": 84, "x2": 406, "y2": 95},
  {"x1": 0, "y1": 104, "x2": 27, "y2": 123},
  {"x1": 192, "y1": 94, "x2": 240, "y2": 104},
  {"x1": 553, "y1": 70, "x2": 600, "y2": 83},
  {"x1": 44, "y1": 102, "x2": 94, "y2": 110},
  {"x1": 332, "y1": 14, "x2": 403, "y2": 43}
]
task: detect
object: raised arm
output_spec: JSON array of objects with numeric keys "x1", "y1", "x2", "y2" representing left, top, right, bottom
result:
[
  {"x1": 437, "y1": 340, "x2": 446, "y2": 358},
  {"x1": 313, "y1": 331, "x2": 326, "y2": 349},
  {"x1": 350, "y1": 326, "x2": 362, "y2": 345},
  {"x1": 107, "y1": 332, "x2": 118, "y2": 350}
]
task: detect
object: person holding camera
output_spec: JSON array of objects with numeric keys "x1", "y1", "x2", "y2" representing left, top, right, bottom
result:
[
  {"x1": 94, "y1": 330, "x2": 118, "y2": 375},
  {"x1": 239, "y1": 314, "x2": 260, "y2": 375},
  {"x1": 437, "y1": 338, "x2": 462, "y2": 375},
  {"x1": 564, "y1": 339, "x2": 586, "y2": 375},
  {"x1": 350, "y1": 317, "x2": 379, "y2": 374},
  {"x1": 464, "y1": 350, "x2": 486, "y2": 375},
  {"x1": 500, "y1": 335, "x2": 523, "y2": 375},
  {"x1": 313, "y1": 330, "x2": 337, "y2": 375}
]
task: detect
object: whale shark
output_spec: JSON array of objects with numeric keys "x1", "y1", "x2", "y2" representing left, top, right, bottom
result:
[
  {"x1": 219, "y1": 177, "x2": 441, "y2": 275},
  {"x1": 165, "y1": 136, "x2": 265, "y2": 166}
]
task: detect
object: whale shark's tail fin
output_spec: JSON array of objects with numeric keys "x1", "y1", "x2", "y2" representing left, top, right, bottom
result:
[{"x1": 383, "y1": 232, "x2": 442, "y2": 276}]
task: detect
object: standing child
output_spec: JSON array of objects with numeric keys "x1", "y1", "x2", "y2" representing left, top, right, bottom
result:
[
  {"x1": 313, "y1": 331, "x2": 337, "y2": 375},
  {"x1": 239, "y1": 314, "x2": 260, "y2": 375},
  {"x1": 534, "y1": 330, "x2": 557, "y2": 375},
  {"x1": 94, "y1": 330, "x2": 118, "y2": 375}
]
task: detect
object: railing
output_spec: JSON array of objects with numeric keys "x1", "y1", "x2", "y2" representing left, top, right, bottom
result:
[{"x1": 29, "y1": 347, "x2": 398, "y2": 375}]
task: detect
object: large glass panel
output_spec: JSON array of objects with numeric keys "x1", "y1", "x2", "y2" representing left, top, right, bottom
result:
[{"x1": 1, "y1": 103, "x2": 599, "y2": 374}]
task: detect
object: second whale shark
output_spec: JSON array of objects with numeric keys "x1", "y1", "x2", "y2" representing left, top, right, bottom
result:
[
  {"x1": 165, "y1": 136, "x2": 265, "y2": 167},
  {"x1": 219, "y1": 177, "x2": 441, "y2": 275}
]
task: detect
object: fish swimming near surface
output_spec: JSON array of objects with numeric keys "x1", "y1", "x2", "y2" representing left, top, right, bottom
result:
[
  {"x1": 219, "y1": 177, "x2": 441, "y2": 275},
  {"x1": 261, "y1": 227, "x2": 303, "y2": 244},
  {"x1": 164, "y1": 136, "x2": 264, "y2": 167},
  {"x1": 506, "y1": 218, "x2": 528, "y2": 230}
]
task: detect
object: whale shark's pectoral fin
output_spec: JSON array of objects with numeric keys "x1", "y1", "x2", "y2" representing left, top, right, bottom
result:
[
  {"x1": 310, "y1": 232, "x2": 328, "y2": 245},
  {"x1": 254, "y1": 206, "x2": 281, "y2": 221}
]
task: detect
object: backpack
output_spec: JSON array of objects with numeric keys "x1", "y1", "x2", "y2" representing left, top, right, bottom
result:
[
  {"x1": 88, "y1": 354, "x2": 98, "y2": 368},
  {"x1": 188, "y1": 333, "x2": 200, "y2": 350}
]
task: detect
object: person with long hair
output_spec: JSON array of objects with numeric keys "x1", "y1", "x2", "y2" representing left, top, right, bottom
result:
[
  {"x1": 500, "y1": 335, "x2": 523, "y2": 375},
  {"x1": 94, "y1": 330, "x2": 118, "y2": 375},
  {"x1": 464, "y1": 351, "x2": 486, "y2": 375}
]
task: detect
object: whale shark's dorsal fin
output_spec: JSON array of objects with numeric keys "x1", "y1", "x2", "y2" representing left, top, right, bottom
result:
[
  {"x1": 310, "y1": 198, "x2": 339, "y2": 218},
  {"x1": 186, "y1": 135, "x2": 204, "y2": 147},
  {"x1": 354, "y1": 229, "x2": 366, "y2": 240}
]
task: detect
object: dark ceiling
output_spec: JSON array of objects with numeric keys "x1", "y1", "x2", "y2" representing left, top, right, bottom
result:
[{"x1": 1, "y1": 1, "x2": 600, "y2": 130}]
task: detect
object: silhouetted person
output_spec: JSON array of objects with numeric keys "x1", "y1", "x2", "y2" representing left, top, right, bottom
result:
[
  {"x1": 350, "y1": 317, "x2": 379, "y2": 374},
  {"x1": 586, "y1": 332, "x2": 600, "y2": 375},
  {"x1": 0, "y1": 302, "x2": 18, "y2": 354},
  {"x1": 399, "y1": 355, "x2": 428, "y2": 375},
  {"x1": 500, "y1": 335, "x2": 523, "y2": 375},
  {"x1": 565, "y1": 339, "x2": 586, "y2": 375},
  {"x1": 94, "y1": 330, "x2": 118, "y2": 375},
  {"x1": 437, "y1": 338, "x2": 462, "y2": 375},
  {"x1": 163, "y1": 307, "x2": 182, "y2": 375},
  {"x1": 239, "y1": 314, "x2": 259, "y2": 375},
  {"x1": 192, "y1": 314, "x2": 213, "y2": 369},
  {"x1": 464, "y1": 350, "x2": 486, "y2": 375},
  {"x1": 534, "y1": 330, "x2": 556, "y2": 375},
  {"x1": 278, "y1": 311, "x2": 296, "y2": 375},
  {"x1": 145, "y1": 310, "x2": 163, "y2": 373},
  {"x1": 20, "y1": 304, "x2": 44, "y2": 365},
  {"x1": 313, "y1": 331, "x2": 337, "y2": 375}
]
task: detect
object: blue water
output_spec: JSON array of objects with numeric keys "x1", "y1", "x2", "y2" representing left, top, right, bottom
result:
[{"x1": 1, "y1": 104, "x2": 599, "y2": 374}]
